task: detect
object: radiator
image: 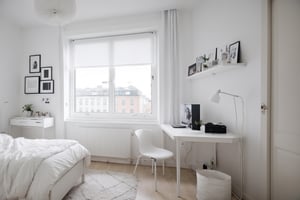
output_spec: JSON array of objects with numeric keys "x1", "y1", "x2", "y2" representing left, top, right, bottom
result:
[{"x1": 66, "y1": 124, "x2": 132, "y2": 159}]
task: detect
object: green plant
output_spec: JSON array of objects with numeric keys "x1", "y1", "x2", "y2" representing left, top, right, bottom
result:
[{"x1": 22, "y1": 104, "x2": 33, "y2": 112}]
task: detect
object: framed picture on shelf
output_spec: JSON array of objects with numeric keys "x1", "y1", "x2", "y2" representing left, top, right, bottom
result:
[
  {"x1": 217, "y1": 45, "x2": 230, "y2": 64},
  {"x1": 29, "y1": 54, "x2": 41, "y2": 73},
  {"x1": 41, "y1": 66, "x2": 52, "y2": 80},
  {"x1": 40, "y1": 80, "x2": 54, "y2": 94},
  {"x1": 24, "y1": 76, "x2": 39, "y2": 94},
  {"x1": 207, "y1": 48, "x2": 217, "y2": 62},
  {"x1": 229, "y1": 41, "x2": 240, "y2": 64},
  {"x1": 188, "y1": 63, "x2": 197, "y2": 76}
]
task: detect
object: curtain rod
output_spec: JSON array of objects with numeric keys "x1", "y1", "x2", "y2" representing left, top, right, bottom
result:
[{"x1": 71, "y1": 31, "x2": 155, "y2": 42}]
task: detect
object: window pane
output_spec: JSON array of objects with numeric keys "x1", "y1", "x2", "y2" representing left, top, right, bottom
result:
[
  {"x1": 114, "y1": 65, "x2": 151, "y2": 114},
  {"x1": 75, "y1": 68, "x2": 109, "y2": 113},
  {"x1": 113, "y1": 37, "x2": 152, "y2": 65},
  {"x1": 74, "y1": 41, "x2": 110, "y2": 67}
]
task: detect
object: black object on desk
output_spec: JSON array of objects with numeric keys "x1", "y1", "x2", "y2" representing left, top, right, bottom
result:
[{"x1": 205, "y1": 123, "x2": 227, "y2": 134}]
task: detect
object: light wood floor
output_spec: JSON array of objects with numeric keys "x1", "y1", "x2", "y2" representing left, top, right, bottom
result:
[
  {"x1": 90, "y1": 161, "x2": 196, "y2": 200},
  {"x1": 89, "y1": 161, "x2": 238, "y2": 200}
]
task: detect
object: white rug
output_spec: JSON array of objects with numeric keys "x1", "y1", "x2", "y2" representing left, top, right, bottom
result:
[{"x1": 63, "y1": 169, "x2": 137, "y2": 200}]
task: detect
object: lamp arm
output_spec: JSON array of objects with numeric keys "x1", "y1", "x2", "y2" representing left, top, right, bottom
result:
[{"x1": 219, "y1": 90, "x2": 240, "y2": 98}]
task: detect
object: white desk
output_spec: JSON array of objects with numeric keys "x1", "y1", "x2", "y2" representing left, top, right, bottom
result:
[
  {"x1": 10, "y1": 117, "x2": 54, "y2": 138},
  {"x1": 160, "y1": 124, "x2": 240, "y2": 197}
]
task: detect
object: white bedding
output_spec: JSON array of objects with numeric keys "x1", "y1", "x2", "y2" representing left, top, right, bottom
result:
[{"x1": 0, "y1": 134, "x2": 90, "y2": 200}]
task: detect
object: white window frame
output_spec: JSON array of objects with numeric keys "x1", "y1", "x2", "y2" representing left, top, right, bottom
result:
[{"x1": 67, "y1": 32, "x2": 158, "y2": 122}]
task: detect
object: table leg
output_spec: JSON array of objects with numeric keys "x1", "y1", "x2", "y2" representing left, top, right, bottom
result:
[{"x1": 176, "y1": 139, "x2": 181, "y2": 197}]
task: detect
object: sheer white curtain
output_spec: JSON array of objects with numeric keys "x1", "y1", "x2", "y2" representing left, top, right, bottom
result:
[{"x1": 160, "y1": 9, "x2": 180, "y2": 124}]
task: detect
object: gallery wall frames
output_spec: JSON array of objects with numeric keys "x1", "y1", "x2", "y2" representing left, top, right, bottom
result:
[
  {"x1": 25, "y1": 54, "x2": 55, "y2": 94},
  {"x1": 24, "y1": 76, "x2": 40, "y2": 94},
  {"x1": 40, "y1": 80, "x2": 54, "y2": 94},
  {"x1": 41, "y1": 66, "x2": 52, "y2": 80},
  {"x1": 29, "y1": 54, "x2": 41, "y2": 73}
]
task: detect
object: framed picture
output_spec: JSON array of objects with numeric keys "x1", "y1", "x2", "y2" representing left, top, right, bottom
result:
[
  {"x1": 188, "y1": 63, "x2": 197, "y2": 76},
  {"x1": 40, "y1": 80, "x2": 54, "y2": 94},
  {"x1": 29, "y1": 54, "x2": 41, "y2": 73},
  {"x1": 24, "y1": 76, "x2": 39, "y2": 94},
  {"x1": 41, "y1": 66, "x2": 52, "y2": 80},
  {"x1": 229, "y1": 41, "x2": 240, "y2": 64},
  {"x1": 217, "y1": 45, "x2": 230, "y2": 64},
  {"x1": 207, "y1": 48, "x2": 217, "y2": 62}
]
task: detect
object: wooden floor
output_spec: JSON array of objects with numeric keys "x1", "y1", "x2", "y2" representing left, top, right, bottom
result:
[
  {"x1": 90, "y1": 161, "x2": 196, "y2": 200},
  {"x1": 89, "y1": 161, "x2": 238, "y2": 200}
]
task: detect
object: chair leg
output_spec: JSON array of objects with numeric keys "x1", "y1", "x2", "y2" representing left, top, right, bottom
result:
[
  {"x1": 133, "y1": 155, "x2": 141, "y2": 174},
  {"x1": 154, "y1": 159, "x2": 157, "y2": 192},
  {"x1": 151, "y1": 159, "x2": 154, "y2": 174},
  {"x1": 162, "y1": 160, "x2": 165, "y2": 176}
]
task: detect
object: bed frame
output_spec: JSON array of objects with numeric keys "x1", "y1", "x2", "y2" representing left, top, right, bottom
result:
[{"x1": 48, "y1": 158, "x2": 86, "y2": 200}]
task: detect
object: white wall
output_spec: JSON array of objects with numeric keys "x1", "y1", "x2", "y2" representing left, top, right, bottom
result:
[
  {"x1": 0, "y1": 19, "x2": 21, "y2": 132},
  {"x1": 186, "y1": 0, "x2": 263, "y2": 199},
  {"x1": 19, "y1": 26, "x2": 63, "y2": 139}
]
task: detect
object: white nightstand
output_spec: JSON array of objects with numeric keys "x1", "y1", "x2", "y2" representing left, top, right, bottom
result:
[{"x1": 10, "y1": 117, "x2": 54, "y2": 138}]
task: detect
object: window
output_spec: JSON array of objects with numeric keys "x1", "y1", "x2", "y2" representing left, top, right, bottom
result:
[{"x1": 68, "y1": 32, "x2": 157, "y2": 120}]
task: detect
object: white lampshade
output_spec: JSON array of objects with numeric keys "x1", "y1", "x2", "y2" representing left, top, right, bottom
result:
[{"x1": 34, "y1": 0, "x2": 76, "y2": 25}]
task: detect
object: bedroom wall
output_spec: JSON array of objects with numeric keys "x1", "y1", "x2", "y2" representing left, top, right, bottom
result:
[
  {"x1": 18, "y1": 26, "x2": 63, "y2": 139},
  {"x1": 0, "y1": 19, "x2": 21, "y2": 133},
  {"x1": 185, "y1": 0, "x2": 265, "y2": 199}
]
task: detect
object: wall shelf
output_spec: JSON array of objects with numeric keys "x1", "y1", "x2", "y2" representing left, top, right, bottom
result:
[{"x1": 187, "y1": 63, "x2": 247, "y2": 80}]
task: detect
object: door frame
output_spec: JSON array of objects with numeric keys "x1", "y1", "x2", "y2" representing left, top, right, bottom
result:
[{"x1": 261, "y1": 0, "x2": 271, "y2": 199}]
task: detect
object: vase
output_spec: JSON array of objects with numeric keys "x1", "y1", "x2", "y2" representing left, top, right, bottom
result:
[{"x1": 25, "y1": 111, "x2": 32, "y2": 117}]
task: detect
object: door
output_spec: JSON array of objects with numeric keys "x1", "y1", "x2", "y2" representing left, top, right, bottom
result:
[{"x1": 271, "y1": 0, "x2": 300, "y2": 199}]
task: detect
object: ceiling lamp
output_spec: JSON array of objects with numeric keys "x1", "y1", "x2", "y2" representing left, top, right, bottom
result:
[{"x1": 34, "y1": 0, "x2": 76, "y2": 25}]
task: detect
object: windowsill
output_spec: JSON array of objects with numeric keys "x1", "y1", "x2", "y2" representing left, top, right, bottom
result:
[{"x1": 64, "y1": 117, "x2": 159, "y2": 126}]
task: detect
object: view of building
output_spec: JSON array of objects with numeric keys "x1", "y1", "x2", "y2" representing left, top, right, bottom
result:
[{"x1": 75, "y1": 85, "x2": 151, "y2": 114}]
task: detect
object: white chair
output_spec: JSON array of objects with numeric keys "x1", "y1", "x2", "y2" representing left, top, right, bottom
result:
[{"x1": 133, "y1": 129, "x2": 173, "y2": 191}]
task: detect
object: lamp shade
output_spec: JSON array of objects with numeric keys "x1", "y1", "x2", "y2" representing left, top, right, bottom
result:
[
  {"x1": 210, "y1": 90, "x2": 221, "y2": 103},
  {"x1": 34, "y1": 0, "x2": 76, "y2": 25}
]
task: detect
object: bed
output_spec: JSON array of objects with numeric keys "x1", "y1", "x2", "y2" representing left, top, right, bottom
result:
[{"x1": 0, "y1": 133, "x2": 90, "y2": 200}]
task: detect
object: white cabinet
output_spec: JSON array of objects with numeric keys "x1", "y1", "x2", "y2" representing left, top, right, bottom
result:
[{"x1": 10, "y1": 117, "x2": 54, "y2": 138}]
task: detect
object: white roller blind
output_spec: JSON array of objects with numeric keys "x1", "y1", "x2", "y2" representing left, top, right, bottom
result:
[
  {"x1": 74, "y1": 41, "x2": 110, "y2": 67},
  {"x1": 113, "y1": 37, "x2": 152, "y2": 65},
  {"x1": 73, "y1": 33, "x2": 153, "y2": 67}
]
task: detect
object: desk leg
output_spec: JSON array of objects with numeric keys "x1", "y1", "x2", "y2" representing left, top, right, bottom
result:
[{"x1": 176, "y1": 139, "x2": 181, "y2": 197}]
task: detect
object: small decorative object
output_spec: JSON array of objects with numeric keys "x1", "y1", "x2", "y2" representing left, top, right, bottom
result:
[
  {"x1": 41, "y1": 66, "x2": 52, "y2": 80},
  {"x1": 201, "y1": 55, "x2": 209, "y2": 70},
  {"x1": 207, "y1": 48, "x2": 217, "y2": 65},
  {"x1": 188, "y1": 63, "x2": 197, "y2": 76},
  {"x1": 229, "y1": 41, "x2": 240, "y2": 64},
  {"x1": 25, "y1": 76, "x2": 40, "y2": 94},
  {"x1": 40, "y1": 80, "x2": 54, "y2": 94},
  {"x1": 29, "y1": 54, "x2": 41, "y2": 73},
  {"x1": 22, "y1": 104, "x2": 33, "y2": 117}
]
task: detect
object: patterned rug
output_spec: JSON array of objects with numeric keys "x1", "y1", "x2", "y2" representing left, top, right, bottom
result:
[{"x1": 63, "y1": 169, "x2": 137, "y2": 200}]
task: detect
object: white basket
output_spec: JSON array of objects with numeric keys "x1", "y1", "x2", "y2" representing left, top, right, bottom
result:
[{"x1": 196, "y1": 169, "x2": 231, "y2": 200}]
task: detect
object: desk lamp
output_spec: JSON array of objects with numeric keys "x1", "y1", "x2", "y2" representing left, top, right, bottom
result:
[{"x1": 211, "y1": 89, "x2": 244, "y2": 200}]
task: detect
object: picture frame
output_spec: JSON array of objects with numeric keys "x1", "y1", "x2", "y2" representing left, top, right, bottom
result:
[
  {"x1": 207, "y1": 48, "x2": 217, "y2": 62},
  {"x1": 188, "y1": 63, "x2": 197, "y2": 76},
  {"x1": 229, "y1": 41, "x2": 240, "y2": 64},
  {"x1": 24, "y1": 76, "x2": 39, "y2": 94},
  {"x1": 41, "y1": 66, "x2": 52, "y2": 80},
  {"x1": 40, "y1": 80, "x2": 54, "y2": 94},
  {"x1": 217, "y1": 45, "x2": 230, "y2": 64},
  {"x1": 29, "y1": 54, "x2": 41, "y2": 73}
]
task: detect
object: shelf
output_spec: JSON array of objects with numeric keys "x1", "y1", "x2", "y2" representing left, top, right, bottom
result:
[{"x1": 187, "y1": 63, "x2": 246, "y2": 80}]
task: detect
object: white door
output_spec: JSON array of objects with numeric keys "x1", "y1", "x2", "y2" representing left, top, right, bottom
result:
[{"x1": 271, "y1": 0, "x2": 300, "y2": 199}]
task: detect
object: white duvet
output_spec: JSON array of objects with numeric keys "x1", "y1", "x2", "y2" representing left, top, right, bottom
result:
[{"x1": 0, "y1": 134, "x2": 90, "y2": 200}]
